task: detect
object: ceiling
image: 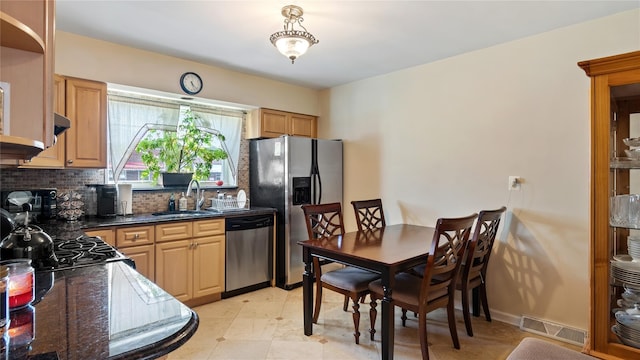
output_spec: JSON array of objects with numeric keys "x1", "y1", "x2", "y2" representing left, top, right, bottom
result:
[{"x1": 56, "y1": 1, "x2": 640, "y2": 90}]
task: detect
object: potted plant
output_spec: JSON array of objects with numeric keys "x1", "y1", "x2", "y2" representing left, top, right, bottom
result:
[{"x1": 135, "y1": 109, "x2": 228, "y2": 186}]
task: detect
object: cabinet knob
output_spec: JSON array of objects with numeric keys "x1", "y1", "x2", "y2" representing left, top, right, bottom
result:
[
  {"x1": 133, "y1": 233, "x2": 140, "y2": 240},
  {"x1": 67, "y1": 159, "x2": 73, "y2": 164}
]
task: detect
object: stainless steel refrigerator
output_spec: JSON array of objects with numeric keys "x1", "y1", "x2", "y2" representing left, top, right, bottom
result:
[{"x1": 249, "y1": 136, "x2": 343, "y2": 289}]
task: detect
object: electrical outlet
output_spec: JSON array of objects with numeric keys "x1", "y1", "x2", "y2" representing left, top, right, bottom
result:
[{"x1": 508, "y1": 176, "x2": 521, "y2": 191}]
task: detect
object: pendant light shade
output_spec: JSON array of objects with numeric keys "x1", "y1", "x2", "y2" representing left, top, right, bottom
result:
[{"x1": 270, "y1": 5, "x2": 319, "y2": 64}]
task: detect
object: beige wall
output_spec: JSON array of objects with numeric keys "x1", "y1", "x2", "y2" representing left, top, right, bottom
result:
[
  {"x1": 319, "y1": 9, "x2": 640, "y2": 332},
  {"x1": 55, "y1": 31, "x2": 319, "y2": 115}
]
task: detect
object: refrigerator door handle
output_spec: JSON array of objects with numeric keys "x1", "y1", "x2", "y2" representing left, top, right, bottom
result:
[
  {"x1": 310, "y1": 139, "x2": 321, "y2": 204},
  {"x1": 316, "y1": 172, "x2": 322, "y2": 204}
]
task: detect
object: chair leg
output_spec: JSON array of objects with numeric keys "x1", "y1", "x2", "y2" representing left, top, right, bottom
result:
[
  {"x1": 401, "y1": 308, "x2": 408, "y2": 327},
  {"x1": 480, "y1": 284, "x2": 491, "y2": 322},
  {"x1": 343, "y1": 295, "x2": 349, "y2": 312},
  {"x1": 418, "y1": 310, "x2": 430, "y2": 360},
  {"x1": 447, "y1": 300, "x2": 460, "y2": 349},
  {"x1": 369, "y1": 298, "x2": 377, "y2": 341},
  {"x1": 351, "y1": 296, "x2": 361, "y2": 344},
  {"x1": 313, "y1": 283, "x2": 323, "y2": 324},
  {"x1": 461, "y1": 285, "x2": 474, "y2": 336},
  {"x1": 472, "y1": 287, "x2": 480, "y2": 317}
]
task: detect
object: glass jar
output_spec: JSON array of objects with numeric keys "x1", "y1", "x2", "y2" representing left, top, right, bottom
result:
[
  {"x1": 1, "y1": 260, "x2": 34, "y2": 310},
  {"x1": 7, "y1": 305, "x2": 34, "y2": 359}
]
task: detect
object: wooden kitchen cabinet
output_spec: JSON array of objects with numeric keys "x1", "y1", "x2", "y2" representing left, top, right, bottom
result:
[
  {"x1": 120, "y1": 244, "x2": 155, "y2": 282},
  {"x1": 580, "y1": 51, "x2": 640, "y2": 359},
  {"x1": 155, "y1": 219, "x2": 225, "y2": 303},
  {"x1": 85, "y1": 227, "x2": 155, "y2": 281},
  {"x1": 83, "y1": 227, "x2": 116, "y2": 247},
  {"x1": 192, "y1": 219, "x2": 225, "y2": 298},
  {"x1": 115, "y1": 225, "x2": 155, "y2": 281},
  {"x1": 155, "y1": 239, "x2": 192, "y2": 302},
  {"x1": 0, "y1": 0, "x2": 54, "y2": 161},
  {"x1": 21, "y1": 75, "x2": 67, "y2": 168},
  {"x1": 246, "y1": 108, "x2": 317, "y2": 139},
  {"x1": 23, "y1": 75, "x2": 107, "y2": 168}
]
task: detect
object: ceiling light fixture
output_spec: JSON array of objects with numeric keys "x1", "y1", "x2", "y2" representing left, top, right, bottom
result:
[{"x1": 270, "y1": 5, "x2": 319, "y2": 64}]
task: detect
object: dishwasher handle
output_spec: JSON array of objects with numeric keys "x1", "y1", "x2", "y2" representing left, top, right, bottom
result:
[{"x1": 226, "y1": 215, "x2": 274, "y2": 231}]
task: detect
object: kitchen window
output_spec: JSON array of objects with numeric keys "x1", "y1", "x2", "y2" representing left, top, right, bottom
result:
[{"x1": 106, "y1": 87, "x2": 244, "y2": 188}]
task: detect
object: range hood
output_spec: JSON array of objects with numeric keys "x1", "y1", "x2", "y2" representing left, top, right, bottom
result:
[{"x1": 54, "y1": 113, "x2": 71, "y2": 136}]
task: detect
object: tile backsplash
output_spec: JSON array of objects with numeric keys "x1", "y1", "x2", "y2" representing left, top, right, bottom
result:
[{"x1": 0, "y1": 138, "x2": 250, "y2": 216}]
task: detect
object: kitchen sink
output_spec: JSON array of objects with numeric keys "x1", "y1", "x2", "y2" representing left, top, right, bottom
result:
[
  {"x1": 204, "y1": 207, "x2": 250, "y2": 214},
  {"x1": 151, "y1": 209, "x2": 220, "y2": 217}
]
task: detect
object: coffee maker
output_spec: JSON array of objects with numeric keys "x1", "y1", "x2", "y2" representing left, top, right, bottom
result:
[{"x1": 95, "y1": 185, "x2": 117, "y2": 217}]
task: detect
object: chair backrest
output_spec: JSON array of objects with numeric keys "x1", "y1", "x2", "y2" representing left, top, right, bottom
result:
[
  {"x1": 463, "y1": 206, "x2": 506, "y2": 282},
  {"x1": 351, "y1": 198, "x2": 386, "y2": 231},
  {"x1": 301, "y1": 202, "x2": 345, "y2": 240},
  {"x1": 420, "y1": 213, "x2": 478, "y2": 301}
]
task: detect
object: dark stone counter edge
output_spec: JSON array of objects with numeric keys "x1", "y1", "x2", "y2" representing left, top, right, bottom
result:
[
  {"x1": 79, "y1": 207, "x2": 276, "y2": 229},
  {"x1": 112, "y1": 311, "x2": 200, "y2": 360}
]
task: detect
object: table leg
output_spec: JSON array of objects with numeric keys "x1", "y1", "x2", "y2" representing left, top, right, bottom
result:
[
  {"x1": 381, "y1": 272, "x2": 394, "y2": 360},
  {"x1": 302, "y1": 248, "x2": 313, "y2": 336}
]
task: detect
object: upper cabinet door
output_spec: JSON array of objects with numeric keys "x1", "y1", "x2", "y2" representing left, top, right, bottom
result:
[
  {"x1": 289, "y1": 113, "x2": 317, "y2": 138},
  {"x1": 65, "y1": 77, "x2": 107, "y2": 168},
  {"x1": 260, "y1": 109, "x2": 289, "y2": 138},
  {"x1": 21, "y1": 74, "x2": 66, "y2": 168}
]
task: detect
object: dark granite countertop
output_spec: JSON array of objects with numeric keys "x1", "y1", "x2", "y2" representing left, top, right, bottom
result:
[
  {"x1": 11, "y1": 261, "x2": 198, "y2": 360},
  {"x1": 80, "y1": 207, "x2": 276, "y2": 229},
  {"x1": 34, "y1": 207, "x2": 275, "y2": 240}
]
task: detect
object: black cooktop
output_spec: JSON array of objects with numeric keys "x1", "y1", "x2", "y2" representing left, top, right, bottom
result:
[{"x1": 51, "y1": 235, "x2": 129, "y2": 271}]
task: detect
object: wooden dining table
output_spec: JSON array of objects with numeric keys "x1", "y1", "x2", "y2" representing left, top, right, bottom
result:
[{"x1": 298, "y1": 224, "x2": 435, "y2": 360}]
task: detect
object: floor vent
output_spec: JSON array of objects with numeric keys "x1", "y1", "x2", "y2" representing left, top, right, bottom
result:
[{"x1": 519, "y1": 316, "x2": 586, "y2": 346}]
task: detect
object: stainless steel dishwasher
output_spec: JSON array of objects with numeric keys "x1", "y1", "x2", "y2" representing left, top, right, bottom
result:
[{"x1": 223, "y1": 214, "x2": 274, "y2": 298}]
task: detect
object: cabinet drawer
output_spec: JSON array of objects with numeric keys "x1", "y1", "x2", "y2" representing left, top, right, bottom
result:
[
  {"x1": 84, "y1": 228, "x2": 116, "y2": 247},
  {"x1": 193, "y1": 219, "x2": 225, "y2": 237},
  {"x1": 156, "y1": 221, "x2": 192, "y2": 243},
  {"x1": 116, "y1": 226, "x2": 154, "y2": 247}
]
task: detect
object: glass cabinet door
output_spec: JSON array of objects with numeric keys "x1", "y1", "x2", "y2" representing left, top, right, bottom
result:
[
  {"x1": 609, "y1": 83, "x2": 640, "y2": 350},
  {"x1": 580, "y1": 51, "x2": 640, "y2": 359}
]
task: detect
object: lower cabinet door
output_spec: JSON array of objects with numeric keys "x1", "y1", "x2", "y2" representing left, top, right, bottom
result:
[
  {"x1": 119, "y1": 244, "x2": 155, "y2": 282},
  {"x1": 193, "y1": 235, "x2": 225, "y2": 298},
  {"x1": 155, "y1": 240, "x2": 192, "y2": 302}
]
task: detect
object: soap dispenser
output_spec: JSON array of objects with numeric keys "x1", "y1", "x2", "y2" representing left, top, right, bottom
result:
[{"x1": 179, "y1": 192, "x2": 187, "y2": 211}]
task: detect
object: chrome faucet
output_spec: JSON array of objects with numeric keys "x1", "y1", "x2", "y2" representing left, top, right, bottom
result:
[{"x1": 186, "y1": 179, "x2": 205, "y2": 211}]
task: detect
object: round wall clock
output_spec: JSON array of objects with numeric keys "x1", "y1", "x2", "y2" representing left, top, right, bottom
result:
[{"x1": 179, "y1": 72, "x2": 203, "y2": 95}]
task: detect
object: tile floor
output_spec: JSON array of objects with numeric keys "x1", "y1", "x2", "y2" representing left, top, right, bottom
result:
[{"x1": 167, "y1": 286, "x2": 582, "y2": 360}]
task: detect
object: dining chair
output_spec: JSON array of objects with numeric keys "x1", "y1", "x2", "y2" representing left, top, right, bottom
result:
[
  {"x1": 411, "y1": 207, "x2": 507, "y2": 336},
  {"x1": 368, "y1": 213, "x2": 478, "y2": 360},
  {"x1": 351, "y1": 198, "x2": 386, "y2": 231},
  {"x1": 457, "y1": 206, "x2": 506, "y2": 336},
  {"x1": 301, "y1": 202, "x2": 380, "y2": 344}
]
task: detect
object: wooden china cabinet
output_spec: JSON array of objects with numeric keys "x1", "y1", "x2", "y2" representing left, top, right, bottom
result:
[{"x1": 580, "y1": 51, "x2": 640, "y2": 359}]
